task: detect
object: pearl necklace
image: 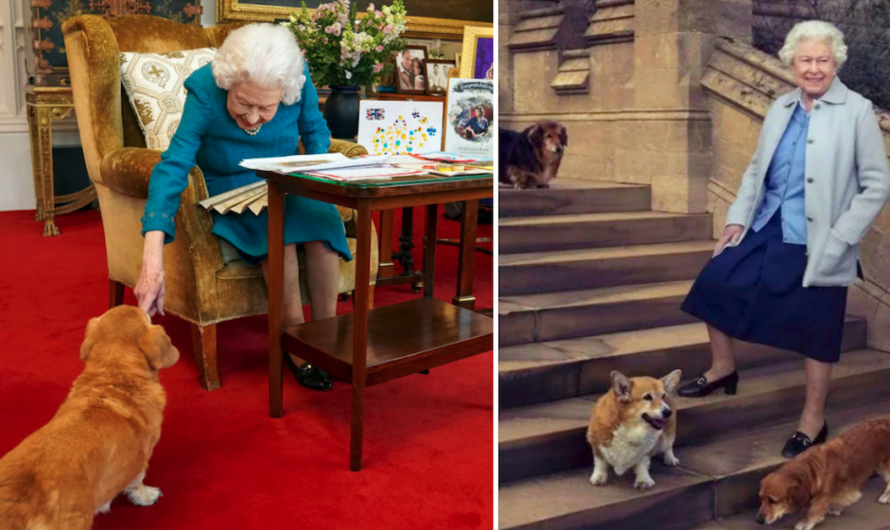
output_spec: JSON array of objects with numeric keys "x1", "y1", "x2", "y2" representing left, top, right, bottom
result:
[{"x1": 243, "y1": 123, "x2": 262, "y2": 136}]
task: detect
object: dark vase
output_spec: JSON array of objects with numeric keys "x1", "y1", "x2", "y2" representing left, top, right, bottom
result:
[{"x1": 323, "y1": 85, "x2": 361, "y2": 140}]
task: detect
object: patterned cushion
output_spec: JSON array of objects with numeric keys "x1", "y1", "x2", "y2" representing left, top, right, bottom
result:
[{"x1": 120, "y1": 48, "x2": 216, "y2": 151}]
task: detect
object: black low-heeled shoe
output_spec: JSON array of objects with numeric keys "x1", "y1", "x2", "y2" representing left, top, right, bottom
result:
[
  {"x1": 781, "y1": 423, "x2": 828, "y2": 458},
  {"x1": 677, "y1": 371, "x2": 739, "y2": 398},
  {"x1": 284, "y1": 355, "x2": 333, "y2": 391}
]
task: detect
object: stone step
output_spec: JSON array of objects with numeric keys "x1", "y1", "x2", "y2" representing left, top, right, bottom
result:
[
  {"x1": 499, "y1": 401, "x2": 890, "y2": 530},
  {"x1": 499, "y1": 179, "x2": 651, "y2": 218},
  {"x1": 499, "y1": 466, "x2": 713, "y2": 530},
  {"x1": 499, "y1": 211, "x2": 712, "y2": 254},
  {"x1": 713, "y1": 477, "x2": 890, "y2": 530},
  {"x1": 499, "y1": 280, "x2": 697, "y2": 347},
  {"x1": 499, "y1": 240, "x2": 714, "y2": 296},
  {"x1": 499, "y1": 349, "x2": 890, "y2": 484},
  {"x1": 499, "y1": 317, "x2": 867, "y2": 408}
]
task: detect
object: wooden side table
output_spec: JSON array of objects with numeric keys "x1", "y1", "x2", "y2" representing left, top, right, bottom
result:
[
  {"x1": 25, "y1": 86, "x2": 97, "y2": 236},
  {"x1": 260, "y1": 170, "x2": 493, "y2": 471}
]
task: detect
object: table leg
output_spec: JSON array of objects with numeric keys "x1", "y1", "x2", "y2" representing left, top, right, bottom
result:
[
  {"x1": 423, "y1": 204, "x2": 438, "y2": 299},
  {"x1": 32, "y1": 107, "x2": 59, "y2": 236},
  {"x1": 351, "y1": 199, "x2": 372, "y2": 471},
  {"x1": 453, "y1": 199, "x2": 479, "y2": 309},
  {"x1": 377, "y1": 209, "x2": 394, "y2": 280},
  {"x1": 268, "y1": 183, "x2": 285, "y2": 418}
]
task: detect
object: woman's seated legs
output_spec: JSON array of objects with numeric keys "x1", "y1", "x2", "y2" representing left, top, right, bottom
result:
[{"x1": 303, "y1": 240, "x2": 339, "y2": 320}]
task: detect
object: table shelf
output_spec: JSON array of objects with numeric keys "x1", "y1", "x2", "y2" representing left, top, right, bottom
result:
[{"x1": 284, "y1": 298, "x2": 493, "y2": 387}]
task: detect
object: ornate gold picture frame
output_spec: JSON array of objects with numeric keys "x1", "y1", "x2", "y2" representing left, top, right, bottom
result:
[
  {"x1": 459, "y1": 25, "x2": 493, "y2": 79},
  {"x1": 216, "y1": 0, "x2": 492, "y2": 40}
]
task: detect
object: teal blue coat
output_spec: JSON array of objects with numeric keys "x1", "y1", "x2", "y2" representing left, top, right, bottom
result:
[{"x1": 141, "y1": 63, "x2": 352, "y2": 266}]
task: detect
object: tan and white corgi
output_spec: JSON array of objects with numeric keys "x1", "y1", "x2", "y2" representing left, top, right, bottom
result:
[{"x1": 586, "y1": 370, "x2": 682, "y2": 490}]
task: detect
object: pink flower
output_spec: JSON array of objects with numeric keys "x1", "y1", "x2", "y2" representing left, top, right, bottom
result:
[
  {"x1": 367, "y1": 3, "x2": 374, "y2": 10},
  {"x1": 323, "y1": 37, "x2": 328, "y2": 44},
  {"x1": 373, "y1": 63, "x2": 384, "y2": 73},
  {"x1": 383, "y1": 24, "x2": 392, "y2": 34},
  {"x1": 375, "y1": 10, "x2": 383, "y2": 17},
  {"x1": 331, "y1": 22, "x2": 342, "y2": 36},
  {"x1": 324, "y1": 25, "x2": 332, "y2": 34},
  {"x1": 376, "y1": 45, "x2": 384, "y2": 52}
]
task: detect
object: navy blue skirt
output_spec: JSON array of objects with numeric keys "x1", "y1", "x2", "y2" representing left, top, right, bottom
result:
[{"x1": 680, "y1": 212, "x2": 847, "y2": 363}]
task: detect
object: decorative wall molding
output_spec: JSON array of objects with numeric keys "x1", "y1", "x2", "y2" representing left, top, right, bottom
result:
[{"x1": 0, "y1": 0, "x2": 29, "y2": 131}]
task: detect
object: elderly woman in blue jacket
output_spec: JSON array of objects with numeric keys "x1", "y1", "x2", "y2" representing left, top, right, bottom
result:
[
  {"x1": 134, "y1": 24, "x2": 348, "y2": 391},
  {"x1": 679, "y1": 21, "x2": 890, "y2": 457}
]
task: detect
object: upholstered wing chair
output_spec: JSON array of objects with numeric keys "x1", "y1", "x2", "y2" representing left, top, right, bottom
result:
[{"x1": 62, "y1": 14, "x2": 377, "y2": 391}]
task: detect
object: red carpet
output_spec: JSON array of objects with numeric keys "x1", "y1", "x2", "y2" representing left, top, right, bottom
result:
[{"x1": 0, "y1": 208, "x2": 493, "y2": 529}]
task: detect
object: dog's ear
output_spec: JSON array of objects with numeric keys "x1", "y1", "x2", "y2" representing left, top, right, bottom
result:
[
  {"x1": 661, "y1": 369, "x2": 682, "y2": 394},
  {"x1": 139, "y1": 325, "x2": 180, "y2": 371},
  {"x1": 526, "y1": 124, "x2": 544, "y2": 148},
  {"x1": 559, "y1": 125, "x2": 568, "y2": 147},
  {"x1": 787, "y1": 475, "x2": 811, "y2": 512},
  {"x1": 80, "y1": 317, "x2": 101, "y2": 362},
  {"x1": 610, "y1": 371, "x2": 633, "y2": 403}
]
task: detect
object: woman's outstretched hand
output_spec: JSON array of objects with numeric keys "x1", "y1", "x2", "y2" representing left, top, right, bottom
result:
[
  {"x1": 135, "y1": 231, "x2": 167, "y2": 316},
  {"x1": 714, "y1": 224, "x2": 744, "y2": 257}
]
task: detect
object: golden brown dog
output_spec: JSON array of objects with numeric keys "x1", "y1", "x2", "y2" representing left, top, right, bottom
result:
[
  {"x1": 498, "y1": 120, "x2": 568, "y2": 189},
  {"x1": 0, "y1": 305, "x2": 179, "y2": 530},
  {"x1": 757, "y1": 418, "x2": 890, "y2": 530},
  {"x1": 586, "y1": 370, "x2": 682, "y2": 490}
]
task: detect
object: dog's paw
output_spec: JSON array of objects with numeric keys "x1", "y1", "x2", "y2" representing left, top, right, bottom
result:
[
  {"x1": 879, "y1": 492, "x2": 890, "y2": 504},
  {"x1": 127, "y1": 485, "x2": 163, "y2": 506},
  {"x1": 794, "y1": 521, "x2": 816, "y2": 530},
  {"x1": 828, "y1": 506, "x2": 844, "y2": 516},
  {"x1": 589, "y1": 470, "x2": 608, "y2": 486},
  {"x1": 662, "y1": 453, "x2": 680, "y2": 467},
  {"x1": 633, "y1": 477, "x2": 655, "y2": 490},
  {"x1": 96, "y1": 501, "x2": 112, "y2": 514}
]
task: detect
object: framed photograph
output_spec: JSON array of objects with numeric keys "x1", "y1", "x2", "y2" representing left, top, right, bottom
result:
[
  {"x1": 424, "y1": 60, "x2": 455, "y2": 96},
  {"x1": 395, "y1": 46, "x2": 428, "y2": 95},
  {"x1": 444, "y1": 78, "x2": 494, "y2": 159},
  {"x1": 459, "y1": 26, "x2": 494, "y2": 79},
  {"x1": 217, "y1": 0, "x2": 492, "y2": 41},
  {"x1": 358, "y1": 100, "x2": 444, "y2": 155}
]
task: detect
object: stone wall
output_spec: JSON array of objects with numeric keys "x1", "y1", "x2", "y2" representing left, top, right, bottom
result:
[
  {"x1": 702, "y1": 37, "x2": 890, "y2": 352},
  {"x1": 502, "y1": 0, "x2": 753, "y2": 213}
]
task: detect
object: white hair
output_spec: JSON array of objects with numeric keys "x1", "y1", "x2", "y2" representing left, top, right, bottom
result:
[
  {"x1": 778, "y1": 20, "x2": 848, "y2": 69},
  {"x1": 212, "y1": 23, "x2": 305, "y2": 105}
]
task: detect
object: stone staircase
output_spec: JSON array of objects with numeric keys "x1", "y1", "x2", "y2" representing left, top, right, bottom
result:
[{"x1": 498, "y1": 180, "x2": 890, "y2": 529}]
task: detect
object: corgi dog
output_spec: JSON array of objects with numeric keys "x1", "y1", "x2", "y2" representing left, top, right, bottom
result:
[{"x1": 586, "y1": 370, "x2": 682, "y2": 490}]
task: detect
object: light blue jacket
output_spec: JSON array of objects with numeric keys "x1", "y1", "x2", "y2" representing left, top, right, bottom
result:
[{"x1": 724, "y1": 78, "x2": 890, "y2": 287}]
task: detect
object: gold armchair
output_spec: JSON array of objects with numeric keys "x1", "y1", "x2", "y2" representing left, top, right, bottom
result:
[{"x1": 62, "y1": 14, "x2": 377, "y2": 391}]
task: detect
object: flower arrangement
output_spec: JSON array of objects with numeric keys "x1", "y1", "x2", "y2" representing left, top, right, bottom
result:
[{"x1": 283, "y1": 0, "x2": 408, "y2": 88}]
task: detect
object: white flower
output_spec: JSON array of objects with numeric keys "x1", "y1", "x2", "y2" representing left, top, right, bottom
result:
[{"x1": 346, "y1": 71, "x2": 352, "y2": 80}]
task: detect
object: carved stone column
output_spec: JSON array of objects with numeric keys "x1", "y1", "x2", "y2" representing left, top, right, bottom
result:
[{"x1": 628, "y1": 0, "x2": 752, "y2": 213}]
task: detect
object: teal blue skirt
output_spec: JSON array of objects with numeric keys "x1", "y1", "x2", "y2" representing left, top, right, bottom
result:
[{"x1": 211, "y1": 194, "x2": 352, "y2": 267}]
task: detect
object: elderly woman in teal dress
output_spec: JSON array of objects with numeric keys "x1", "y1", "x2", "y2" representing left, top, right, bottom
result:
[{"x1": 135, "y1": 23, "x2": 346, "y2": 391}]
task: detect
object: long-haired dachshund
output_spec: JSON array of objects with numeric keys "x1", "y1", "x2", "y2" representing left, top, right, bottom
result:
[{"x1": 499, "y1": 120, "x2": 568, "y2": 189}]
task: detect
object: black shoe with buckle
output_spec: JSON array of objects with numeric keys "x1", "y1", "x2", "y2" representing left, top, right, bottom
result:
[
  {"x1": 781, "y1": 423, "x2": 828, "y2": 458},
  {"x1": 677, "y1": 371, "x2": 739, "y2": 398},
  {"x1": 284, "y1": 355, "x2": 333, "y2": 391}
]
